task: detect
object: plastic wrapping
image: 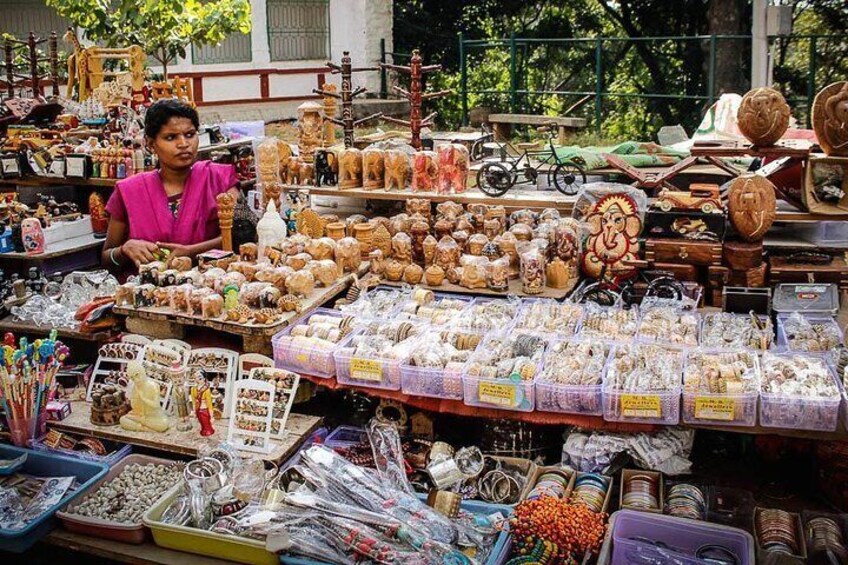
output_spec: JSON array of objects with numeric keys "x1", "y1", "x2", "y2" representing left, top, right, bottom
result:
[
  {"x1": 700, "y1": 312, "x2": 773, "y2": 350},
  {"x1": 603, "y1": 343, "x2": 683, "y2": 425},
  {"x1": 536, "y1": 339, "x2": 610, "y2": 415}
]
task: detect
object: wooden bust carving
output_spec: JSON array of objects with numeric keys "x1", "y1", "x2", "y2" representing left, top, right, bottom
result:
[
  {"x1": 362, "y1": 149, "x2": 385, "y2": 190},
  {"x1": 812, "y1": 82, "x2": 848, "y2": 156},
  {"x1": 384, "y1": 150, "x2": 410, "y2": 190},
  {"x1": 727, "y1": 175, "x2": 776, "y2": 242},
  {"x1": 737, "y1": 87, "x2": 791, "y2": 146},
  {"x1": 338, "y1": 149, "x2": 363, "y2": 189}
]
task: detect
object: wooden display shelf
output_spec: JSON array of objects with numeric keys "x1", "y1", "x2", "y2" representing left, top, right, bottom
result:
[
  {"x1": 0, "y1": 232, "x2": 103, "y2": 260},
  {"x1": 49, "y1": 401, "x2": 321, "y2": 464},
  {"x1": 44, "y1": 530, "x2": 233, "y2": 565},
  {"x1": 0, "y1": 316, "x2": 114, "y2": 342},
  {"x1": 0, "y1": 176, "x2": 117, "y2": 187},
  {"x1": 113, "y1": 265, "x2": 367, "y2": 353},
  {"x1": 380, "y1": 276, "x2": 574, "y2": 300}
]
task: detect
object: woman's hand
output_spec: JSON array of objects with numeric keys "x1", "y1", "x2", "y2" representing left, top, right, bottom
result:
[
  {"x1": 157, "y1": 242, "x2": 194, "y2": 258},
  {"x1": 121, "y1": 239, "x2": 159, "y2": 266}
]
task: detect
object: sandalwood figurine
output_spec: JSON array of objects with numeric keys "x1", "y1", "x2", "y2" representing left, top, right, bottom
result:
[
  {"x1": 263, "y1": 182, "x2": 283, "y2": 211},
  {"x1": 339, "y1": 148, "x2": 363, "y2": 189},
  {"x1": 391, "y1": 232, "x2": 414, "y2": 265},
  {"x1": 403, "y1": 264, "x2": 424, "y2": 285},
  {"x1": 435, "y1": 236, "x2": 461, "y2": 272},
  {"x1": 412, "y1": 151, "x2": 438, "y2": 192},
  {"x1": 353, "y1": 222, "x2": 375, "y2": 257},
  {"x1": 410, "y1": 220, "x2": 430, "y2": 264},
  {"x1": 190, "y1": 372, "x2": 215, "y2": 436},
  {"x1": 385, "y1": 260, "x2": 405, "y2": 281},
  {"x1": 727, "y1": 174, "x2": 777, "y2": 242},
  {"x1": 437, "y1": 144, "x2": 469, "y2": 194},
  {"x1": 362, "y1": 149, "x2": 385, "y2": 190},
  {"x1": 384, "y1": 150, "x2": 410, "y2": 190},
  {"x1": 406, "y1": 198, "x2": 432, "y2": 221},
  {"x1": 119, "y1": 361, "x2": 170, "y2": 433},
  {"x1": 372, "y1": 224, "x2": 392, "y2": 257},
  {"x1": 812, "y1": 82, "x2": 848, "y2": 156},
  {"x1": 423, "y1": 235, "x2": 438, "y2": 267},
  {"x1": 256, "y1": 137, "x2": 281, "y2": 185},
  {"x1": 297, "y1": 101, "x2": 324, "y2": 163},
  {"x1": 335, "y1": 237, "x2": 362, "y2": 272},
  {"x1": 217, "y1": 191, "x2": 236, "y2": 252},
  {"x1": 369, "y1": 249, "x2": 386, "y2": 275},
  {"x1": 425, "y1": 265, "x2": 445, "y2": 286},
  {"x1": 737, "y1": 87, "x2": 791, "y2": 146}
]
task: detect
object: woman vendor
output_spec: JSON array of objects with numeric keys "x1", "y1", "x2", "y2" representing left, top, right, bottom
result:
[{"x1": 102, "y1": 99, "x2": 240, "y2": 271}]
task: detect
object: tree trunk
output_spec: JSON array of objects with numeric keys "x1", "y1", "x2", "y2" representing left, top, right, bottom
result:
[
  {"x1": 707, "y1": 0, "x2": 748, "y2": 95},
  {"x1": 160, "y1": 46, "x2": 169, "y2": 81}
]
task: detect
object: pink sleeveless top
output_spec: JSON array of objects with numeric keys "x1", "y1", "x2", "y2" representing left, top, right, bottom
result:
[{"x1": 105, "y1": 161, "x2": 237, "y2": 245}]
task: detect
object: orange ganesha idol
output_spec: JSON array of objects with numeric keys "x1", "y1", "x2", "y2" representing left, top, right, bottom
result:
[{"x1": 412, "y1": 151, "x2": 438, "y2": 192}]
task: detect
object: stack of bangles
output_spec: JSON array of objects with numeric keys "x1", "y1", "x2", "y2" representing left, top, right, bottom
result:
[
  {"x1": 569, "y1": 473, "x2": 610, "y2": 513},
  {"x1": 623, "y1": 473, "x2": 660, "y2": 510},
  {"x1": 664, "y1": 483, "x2": 706, "y2": 520},
  {"x1": 476, "y1": 458, "x2": 525, "y2": 504},
  {"x1": 526, "y1": 470, "x2": 571, "y2": 501},
  {"x1": 756, "y1": 508, "x2": 799, "y2": 555}
]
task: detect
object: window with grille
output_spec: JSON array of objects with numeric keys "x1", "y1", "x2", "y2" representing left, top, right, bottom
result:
[
  {"x1": 192, "y1": 33, "x2": 252, "y2": 65},
  {"x1": 267, "y1": 0, "x2": 330, "y2": 62}
]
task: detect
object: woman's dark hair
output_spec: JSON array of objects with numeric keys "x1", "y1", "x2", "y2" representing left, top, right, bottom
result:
[{"x1": 144, "y1": 99, "x2": 200, "y2": 139}]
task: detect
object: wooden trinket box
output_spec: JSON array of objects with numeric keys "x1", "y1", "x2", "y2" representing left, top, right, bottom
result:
[
  {"x1": 769, "y1": 255, "x2": 848, "y2": 292},
  {"x1": 728, "y1": 263, "x2": 768, "y2": 288},
  {"x1": 644, "y1": 210, "x2": 726, "y2": 242},
  {"x1": 723, "y1": 241, "x2": 764, "y2": 270},
  {"x1": 644, "y1": 238, "x2": 722, "y2": 267}
]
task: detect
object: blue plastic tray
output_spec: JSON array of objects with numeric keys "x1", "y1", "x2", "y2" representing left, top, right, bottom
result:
[
  {"x1": 280, "y1": 498, "x2": 513, "y2": 565},
  {"x1": 0, "y1": 444, "x2": 108, "y2": 552}
]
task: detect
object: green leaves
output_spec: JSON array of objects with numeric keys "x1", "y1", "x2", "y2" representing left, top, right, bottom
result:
[{"x1": 45, "y1": 0, "x2": 251, "y2": 77}]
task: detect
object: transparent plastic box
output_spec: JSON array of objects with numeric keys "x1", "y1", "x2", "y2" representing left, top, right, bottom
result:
[
  {"x1": 461, "y1": 331, "x2": 547, "y2": 412},
  {"x1": 513, "y1": 299, "x2": 584, "y2": 338},
  {"x1": 395, "y1": 292, "x2": 474, "y2": 327},
  {"x1": 337, "y1": 286, "x2": 408, "y2": 320},
  {"x1": 579, "y1": 303, "x2": 640, "y2": 343},
  {"x1": 759, "y1": 351, "x2": 842, "y2": 432},
  {"x1": 681, "y1": 348, "x2": 761, "y2": 427},
  {"x1": 333, "y1": 321, "x2": 423, "y2": 391},
  {"x1": 700, "y1": 312, "x2": 774, "y2": 351},
  {"x1": 450, "y1": 296, "x2": 521, "y2": 333},
  {"x1": 602, "y1": 343, "x2": 683, "y2": 425},
  {"x1": 272, "y1": 308, "x2": 353, "y2": 378},
  {"x1": 400, "y1": 329, "x2": 485, "y2": 400},
  {"x1": 535, "y1": 338, "x2": 610, "y2": 415},
  {"x1": 636, "y1": 306, "x2": 700, "y2": 347},
  {"x1": 776, "y1": 313, "x2": 844, "y2": 354}
]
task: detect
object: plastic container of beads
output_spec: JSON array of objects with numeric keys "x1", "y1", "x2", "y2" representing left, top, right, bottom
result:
[
  {"x1": 776, "y1": 313, "x2": 844, "y2": 354},
  {"x1": 602, "y1": 343, "x2": 683, "y2": 425},
  {"x1": 333, "y1": 320, "x2": 424, "y2": 391},
  {"x1": 512, "y1": 299, "x2": 584, "y2": 338},
  {"x1": 271, "y1": 308, "x2": 355, "y2": 378},
  {"x1": 535, "y1": 338, "x2": 611, "y2": 415},
  {"x1": 681, "y1": 348, "x2": 761, "y2": 427},
  {"x1": 759, "y1": 351, "x2": 842, "y2": 432},
  {"x1": 461, "y1": 331, "x2": 547, "y2": 412},
  {"x1": 400, "y1": 328, "x2": 485, "y2": 400},
  {"x1": 394, "y1": 292, "x2": 475, "y2": 327},
  {"x1": 450, "y1": 296, "x2": 521, "y2": 333}
]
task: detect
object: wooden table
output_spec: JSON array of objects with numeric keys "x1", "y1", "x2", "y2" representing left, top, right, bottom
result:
[
  {"x1": 49, "y1": 401, "x2": 321, "y2": 464},
  {"x1": 380, "y1": 276, "x2": 574, "y2": 300},
  {"x1": 114, "y1": 265, "x2": 367, "y2": 354},
  {"x1": 0, "y1": 232, "x2": 103, "y2": 275}
]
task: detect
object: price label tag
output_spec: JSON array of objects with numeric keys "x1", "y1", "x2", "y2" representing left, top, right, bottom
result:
[
  {"x1": 349, "y1": 358, "x2": 383, "y2": 382},
  {"x1": 295, "y1": 353, "x2": 308, "y2": 364},
  {"x1": 620, "y1": 394, "x2": 661, "y2": 418},
  {"x1": 694, "y1": 397, "x2": 736, "y2": 421},
  {"x1": 478, "y1": 381, "x2": 516, "y2": 407}
]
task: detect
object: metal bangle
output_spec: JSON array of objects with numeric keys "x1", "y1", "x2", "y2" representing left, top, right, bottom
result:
[{"x1": 110, "y1": 247, "x2": 121, "y2": 266}]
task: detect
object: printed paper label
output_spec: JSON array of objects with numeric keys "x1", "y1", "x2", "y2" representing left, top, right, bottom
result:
[
  {"x1": 350, "y1": 358, "x2": 383, "y2": 382},
  {"x1": 296, "y1": 353, "x2": 308, "y2": 364},
  {"x1": 478, "y1": 382, "x2": 516, "y2": 407},
  {"x1": 620, "y1": 394, "x2": 662, "y2": 418},
  {"x1": 694, "y1": 397, "x2": 736, "y2": 421}
]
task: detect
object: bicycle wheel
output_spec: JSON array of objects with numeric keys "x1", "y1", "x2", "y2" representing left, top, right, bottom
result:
[
  {"x1": 477, "y1": 162, "x2": 513, "y2": 197},
  {"x1": 551, "y1": 162, "x2": 587, "y2": 196}
]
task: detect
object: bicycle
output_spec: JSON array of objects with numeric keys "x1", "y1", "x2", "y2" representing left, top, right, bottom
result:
[{"x1": 476, "y1": 124, "x2": 586, "y2": 197}]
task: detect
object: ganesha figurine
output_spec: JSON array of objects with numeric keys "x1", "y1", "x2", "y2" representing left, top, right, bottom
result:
[
  {"x1": 435, "y1": 236, "x2": 461, "y2": 272},
  {"x1": 406, "y1": 198, "x2": 432, "y2": 221},
  {"x1": 422, "y1": 235, "x2": 438, "y2": 267},
  {"x1": 409, "y1": 220, "x2": 430, "y2": 265},
  {"x1": 362, "y1": 149, "x2": 385, "y2": 190},
  {"x1": 391, "y1": 232, "x2": 414, "y2": 265},
  {"x1": 437, "y1": 144, "x2": 469, "y2": 194},
  {"x1": 737, "y1": 87, "x2": 791, "y2": 146},
  {"x1": 812, "y1": 82, "x2": 848, "y2": 156}
]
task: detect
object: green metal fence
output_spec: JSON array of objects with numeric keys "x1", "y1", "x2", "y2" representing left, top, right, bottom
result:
[{"x1": 457, "y1": 33, "x2": 846, "y2": 133}]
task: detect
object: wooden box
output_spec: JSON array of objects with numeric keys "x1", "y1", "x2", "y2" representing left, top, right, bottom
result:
[
  {"x1": 803, "y1": 154, "x2": 848, "y2": 215},
  {"x1": 723, "y1": 241, "x2": 764, "y2": 270},
  {"x1": 644, "y1": 238, "x2": 722, "y2": 267},
  {"x1": 644, "y1": 210, "x2": 726, "y2": 242},
  {"x1": 652, "y1": 263, "x2": 700, "y2": 282},
  {"x1": 769, "y1": 255, "x2": 848, "y2": 292},
  {"x1": 728, "y1": 263, "x2": 768, "y2": 288}
]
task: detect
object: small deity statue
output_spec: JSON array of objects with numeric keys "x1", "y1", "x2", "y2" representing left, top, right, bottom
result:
[
  {"x1": 190, "y1": 371, "x2": 215, "y2": 437},
  {"x1": 119, "y1": 361, "x2": 170, "y2": 433},
  {"x1": 297, "y1": 101, "x2": 324, "y2": 163},
  {"x1": 257, "y1": 200, "x2": 288, "y2": 259},
  {"x1": 88, "y1": 192, "x2": 108, "y2": 235}
]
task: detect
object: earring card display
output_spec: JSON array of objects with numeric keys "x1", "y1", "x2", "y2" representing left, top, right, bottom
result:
[
  {"x1": 228, "y1": 379, "x2": 275, "y2": 454},
  {"x1": 85, "y1": 342, "x2": 146, "y2": 401},
  {"x1": 246, "y1": 367, "x2": 300, "y2": 438},
  {"x1": 188, "y1": 348, "x2": 238, "y2": 418},
  {"x1": 140, "y1": 341, "x2": 190, "y2": 408}
]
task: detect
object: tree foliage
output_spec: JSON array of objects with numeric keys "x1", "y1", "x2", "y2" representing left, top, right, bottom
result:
[
  {"x1": 44, "y1": 0, "x2": 252, "y2": 78},
  {"x1": 393, "y1": 0, "x2": 847, "y2": 140}
]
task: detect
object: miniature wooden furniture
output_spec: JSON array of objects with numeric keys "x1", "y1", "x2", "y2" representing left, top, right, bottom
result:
[{"x1": 487, "y1": 114, "x2": 587, "y2": 146}]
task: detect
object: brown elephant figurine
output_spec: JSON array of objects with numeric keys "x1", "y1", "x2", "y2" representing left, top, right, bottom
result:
[
  {"x1": 339, "y1": 148, "x2": 363, "y2": 189},
  {"x1": 384, "y1": 150, "x2": 410, "y2": 190},
  {"x1": 362, "y1": 149, "x2": 385, "y2": 190}
]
